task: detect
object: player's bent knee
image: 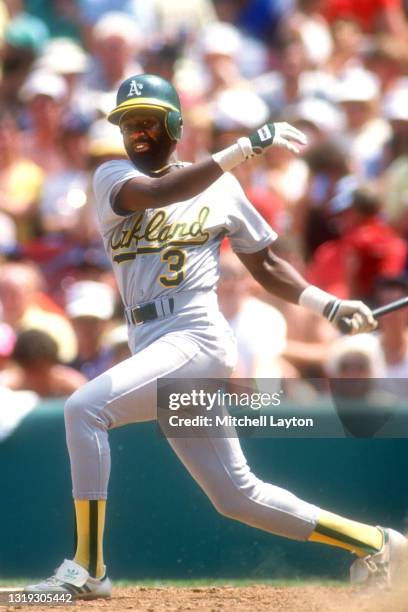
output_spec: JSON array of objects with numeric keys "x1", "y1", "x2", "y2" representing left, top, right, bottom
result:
[
  {"x1": 64, "y1": 385, "x2": 111, "y2": 434},
  {"x1": 64, "y1": 391, "x2": 86, "y2": 429},
  {"x1": 64, "y1": 387, "x2": 98, "y2": 428}
]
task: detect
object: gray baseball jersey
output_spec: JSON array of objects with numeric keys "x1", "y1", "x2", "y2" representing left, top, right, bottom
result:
[{"x1": 93, "y1": 160, "x2": 277, "y2": 308}]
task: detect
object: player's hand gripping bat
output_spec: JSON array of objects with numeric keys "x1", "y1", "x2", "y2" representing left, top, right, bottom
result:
[{"x1": 339, "y1": 296, "x2": 408, "y2": 334}]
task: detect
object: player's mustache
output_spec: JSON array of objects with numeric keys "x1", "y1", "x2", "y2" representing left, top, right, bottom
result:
[{"x1": 133, "y1": 137, "x2": 152, "y2": 144}]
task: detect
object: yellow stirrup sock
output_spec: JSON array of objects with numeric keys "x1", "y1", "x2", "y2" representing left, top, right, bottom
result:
[
  {"x1": 308, "y1": 510, "x2": 384, "y2": 557},
  {"x1": 73, "y1": 500, "x2": 106, "y2": 579}
]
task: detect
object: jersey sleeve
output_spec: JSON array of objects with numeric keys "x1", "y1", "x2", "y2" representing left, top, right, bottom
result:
[
  {"x1": 92, "y1": 160, "x2": 143, "y2": 234},
  {"x1": 223, "y1": 173, "x2": 278, "y2": 253}
]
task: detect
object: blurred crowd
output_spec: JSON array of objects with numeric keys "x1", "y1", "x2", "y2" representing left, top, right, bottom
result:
[{"x1": 1, "y1": 0, "x2": 408, "y2": 402}]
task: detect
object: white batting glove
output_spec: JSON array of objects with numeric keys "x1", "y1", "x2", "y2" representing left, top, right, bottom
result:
[
  {"x1": 298, "y1": 286, "x2": 377, "y2": 335},
  {"x1": 324, "y1": 299, "x2": 378, "y2": 334},
  {"x1": 247, "y1": 122, "x2": 308, "y2": 155}
]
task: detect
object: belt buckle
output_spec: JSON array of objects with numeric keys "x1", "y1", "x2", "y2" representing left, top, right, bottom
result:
[
  {"x1": 132, "y1": 302, "x2": 159, "y2": 325},
  {"x1": 132, "y1": 306, "x2": 145, "y2": 326}
]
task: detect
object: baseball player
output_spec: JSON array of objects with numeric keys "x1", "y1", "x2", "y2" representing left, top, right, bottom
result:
[{"x1": 26, "y1": 75, "x2": 406, "y2": 599}]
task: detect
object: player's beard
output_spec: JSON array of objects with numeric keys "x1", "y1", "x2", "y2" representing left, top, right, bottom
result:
[{"x1": 125, "y1": 134, "x2": 177, "y2": 175}]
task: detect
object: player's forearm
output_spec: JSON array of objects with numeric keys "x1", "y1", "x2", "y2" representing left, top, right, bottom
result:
[
  {"x1": 240, "y1": 246, "x2": 347, "y2": 316},
  {"x1": 116, "y1": 122, "x2": 307, "y2": 213},
  {"x1": 116, "y1": 158, "x2": 223, "y2": 211},
  {"x1": 153, "y1": 158, "x2": 224, "y2": 205},
  {"x1": 243, "y1": 248, "x2": 309, "y2": 304},
  {"x1": 241, "y1": 248, "x2": 377, "y2": 335}
]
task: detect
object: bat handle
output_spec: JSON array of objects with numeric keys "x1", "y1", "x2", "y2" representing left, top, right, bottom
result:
[{"x1": 338, "y1": 316, "x2": 354, "y2": 334}]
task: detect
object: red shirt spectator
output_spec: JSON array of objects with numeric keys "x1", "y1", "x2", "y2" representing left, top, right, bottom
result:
[
  {"x1": 344, "y1": 216, "x2": 406, "y2": 298},
  {"x1": 306, "y1": 240, "x2": 349, "y2": 299},
  {"x1": 324, "y1": 0, "x2": 405, "y2": 33},
  {"x1": 307, "y1": 183, "x2": 407, "y2": 300}
]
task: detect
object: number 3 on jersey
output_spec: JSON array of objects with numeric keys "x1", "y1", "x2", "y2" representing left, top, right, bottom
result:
[{"x1": 159, "y1": 248, "x2": 187, "y2": 287}]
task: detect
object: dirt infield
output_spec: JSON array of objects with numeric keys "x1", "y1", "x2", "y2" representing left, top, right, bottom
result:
[{"x1": 4, "y1": 584, "x2": 408, "y2": 612}]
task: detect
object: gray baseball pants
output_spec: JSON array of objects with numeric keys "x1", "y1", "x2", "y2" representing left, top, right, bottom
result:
[{"x1": 64, "y1": 323, "x2": 319, "y2": 542}]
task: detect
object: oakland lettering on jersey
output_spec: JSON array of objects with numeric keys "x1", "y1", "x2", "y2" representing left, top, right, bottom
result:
[{"x1": 110, "y1": 206, "x2": 210, "y2": 262}]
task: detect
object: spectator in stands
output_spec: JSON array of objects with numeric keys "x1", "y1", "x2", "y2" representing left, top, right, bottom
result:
[
  {"x1": 334, "y1": 67, "x2": 390, "y2": 179},
  {"x1": 325, "y1": 19, "x2": 364, "y2": 75},
  {"x1": 23, "y1": 0, "x2": 82, "y2": 40},
  {"x1": 0, "y1": 109, "x2": 44, "y2": 242},
  {"x1": 0, "y1": 322, "x2": 16, "y2": 372},
  {"x1": 375, "y1": 275, "x2": 408, "y2": 378},
  {"x1": 34, "y1": 38, "x2": 90, "y2": 116},
  {"x1": 213, "y1": 0, "x2": 288, "y2": 44},
  {"x1": 20, "y1": 69, "x2": 69, "y2": 175},
  {"x1": 285, "y1": 97, "x2": 345, "y2": 152},
  {"x1": 103, "y1": 324, "x2": 131, "y2": 367},
  {"x1": 82, "y1": 12, "x2": 143, "y2": 102},
  {"x1": 263, "y1": 110, "x2": 310, "y2": 223},
  {"x1": 38, "y1": 113, "x2": 90, "y2": 238},
  {"x1": 1, "y1": 0, "x2": 408, "y2": 400},
  {"x1": 30, "y1": 117, "x2": 128, "y2": 298},
  {"x1": 0, "y1": 261, "x2": 77, "y2": 363},
  {"x1": 325, "y1": 333, "x2": 386, "y2": 380},
  {"x1": 324, "y1": 333, "x2": 397, "y2": 437},
  {"x1": 0, "y1": 9, "x2": 49, "y2": 109},
  {"x1": 253, "y1": 34, "x2": 336, "y2": 117},
  {"x1": 0, "y1": 211, "x2": 18, "y2": 258},
  {"x1": 209, "y1": 88, "x2": 287, "y2": 232},
  {"x1": 198, "y1": 22, "x2": 249, "y2": 98},
  {"x1": 217, "y1": 249, "x2": 293, "y2": 378},
  {"x1": 143, "y1": 40, "x2": 182, "y2": 84},
  {"x1": 324, "y1": 0, "x2": 408, "y2": 40},
  {"x1": 27, "y1": 117, "x2": 126, "y2": 295},
  {"x1": 308, "y1": 178, "x2": 407, "y2": 301},
  {"x1": 381, "y1": 87, "x2": 408, "y2": 229},
  {"x1": 282, "y1": 0, "x2": 333, "y2": 69},
  {"x1": 296, "y1": 140, "x2": 351, "y2": 257},
  {"x1": 364, "y1": 35, "x2": 408, "y2": 96},
  {"x1": 176, "y1": 102, "x2": 213, "y2": 163},
  {"x1": 69, "y1": 116, "x2": 128, "y2": 250},
  {"x1": 261, "y1": 237, "x2": 338, "y2": 377},
  {"x1": 78, "y1": 0, "x2": 156, "y2": 46},
  {"x1": 0, "y1": 0, "x2": 8, "y2": 34},
  {"x1": 2, "y1": 328, "x2": 85, "y2": 397},
  {"x1": 65, "y1": 280, "x2": 117, "y2": 380},
  {"x1": 153, "y1": 0, "x2": 216, "y2": 41}
]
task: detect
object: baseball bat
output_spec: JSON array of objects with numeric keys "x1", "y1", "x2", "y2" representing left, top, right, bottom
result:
[{"x1": 339, "y1": 296, "x2": 408, "y2": 334}]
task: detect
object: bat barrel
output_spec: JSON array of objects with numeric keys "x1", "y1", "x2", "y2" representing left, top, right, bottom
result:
[{"x1": 372, "y1": 296, "x2": 408, "y2": 318}]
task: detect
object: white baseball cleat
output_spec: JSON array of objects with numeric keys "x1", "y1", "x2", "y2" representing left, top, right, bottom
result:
[
  {"x1": 350, "y1": 527, "x2": 407, "y2": 589},
  {"x1": 24, "y1": 559, "x2": 112, "y2": 599}
]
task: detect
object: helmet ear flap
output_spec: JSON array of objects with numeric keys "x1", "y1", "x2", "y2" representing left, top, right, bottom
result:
[{"x1": 165, "y1": 110, "x2": 183, "y2": 140}]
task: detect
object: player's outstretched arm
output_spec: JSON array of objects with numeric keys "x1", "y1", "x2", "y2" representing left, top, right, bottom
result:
[
  {"x1": 116, "y1": 123, "x2": 307, "y2": 213},
  {"x1": 238, "y1": 246, "x2": 377, "y2": 335}
]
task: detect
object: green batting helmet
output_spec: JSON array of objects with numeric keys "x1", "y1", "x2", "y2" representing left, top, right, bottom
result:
[{"x1": 108, "y1": 73, "x2": 183, "y2": 141}]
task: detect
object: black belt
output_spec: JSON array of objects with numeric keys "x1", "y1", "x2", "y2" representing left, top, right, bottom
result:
[{"x1": 126, "y1": 297, "x2": 175, "y2": 325}]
